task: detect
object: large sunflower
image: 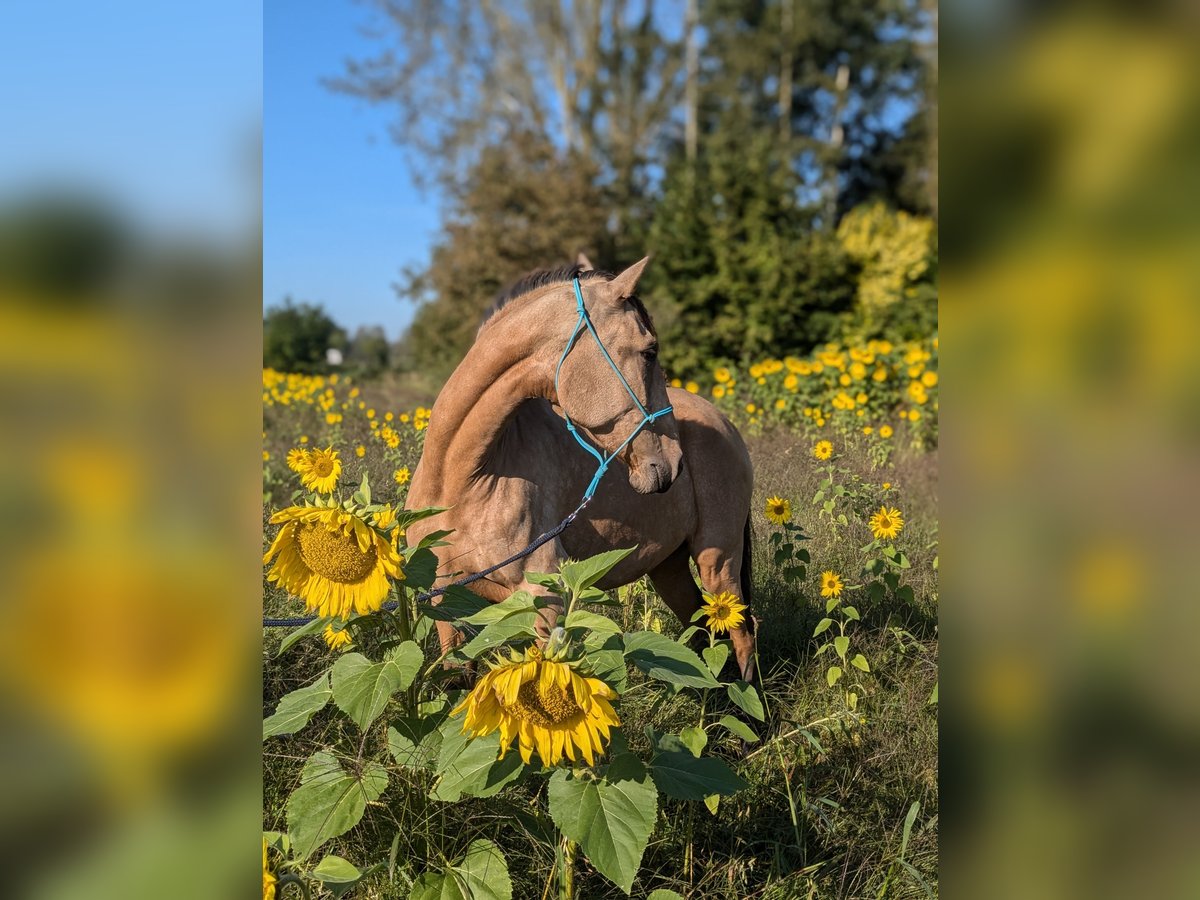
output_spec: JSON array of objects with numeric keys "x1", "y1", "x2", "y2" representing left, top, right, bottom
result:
[
  {"x1": 264, "y1": 505, "x2": 403, "y2": 619},
  {"x1": 701, "y1": 591, "x2": 747, "y2": 634},
  {"x1": 262, "y1": 838, "x2": 276, "y2": 900},
  {"x1": 452, "y1": 647, "x2": 619, "y2": 767}
]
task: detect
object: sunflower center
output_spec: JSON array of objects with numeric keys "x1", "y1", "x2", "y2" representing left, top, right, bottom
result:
[
  {"x1": 878, "y1": 514, "x2": 893, "y2": 529},
  {"x1": 296, "y1": 524, "x2": 377, "y2": 583},
  {"x1": 505, "y1": 676, "x2": 582, "y2": 727},
  {"x1": 310, "y1": 457, "x2": 334, "y2": 477},
  {"x1": 712, "y1": 602, "x2": 732, "y2": 620}
]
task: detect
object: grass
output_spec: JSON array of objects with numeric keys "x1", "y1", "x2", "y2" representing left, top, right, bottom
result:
[{"x1": 263, "y1": 423, "x2": 939, "y2": 899}]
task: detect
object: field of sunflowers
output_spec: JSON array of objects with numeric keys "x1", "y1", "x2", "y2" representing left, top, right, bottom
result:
[{"x1": 262, "y1": 337, "x2": 939, "y2": 900}]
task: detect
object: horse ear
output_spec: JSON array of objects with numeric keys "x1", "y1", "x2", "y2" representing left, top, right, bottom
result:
[
  {"x1": 576, "y1": 252, "x2": 595, "y2": 272},
  {"x1": 603, "y1": 256, "x2": 651, "y2": 303}
]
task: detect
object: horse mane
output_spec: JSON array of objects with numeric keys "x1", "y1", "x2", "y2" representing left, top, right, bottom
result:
[{"x1": 479, "y1": 263, "x2": 656, "y2": 337}]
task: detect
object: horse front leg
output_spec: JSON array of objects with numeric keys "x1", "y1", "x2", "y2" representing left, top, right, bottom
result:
[{"x1": 692, "y1": 544, "x2": 757, "y2": 684}]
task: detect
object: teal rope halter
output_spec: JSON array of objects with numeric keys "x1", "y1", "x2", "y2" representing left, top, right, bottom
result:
[
  {"x1": 264, "y1": 275, "x2": 673, "y2": 628},
  {"x1": 555, "y1": 277, "x2": 674, "y2": 499}
]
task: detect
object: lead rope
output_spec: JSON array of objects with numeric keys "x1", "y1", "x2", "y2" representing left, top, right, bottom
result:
[{"x1": 264, "y1": 277, "x2": 672, "y2": 629}]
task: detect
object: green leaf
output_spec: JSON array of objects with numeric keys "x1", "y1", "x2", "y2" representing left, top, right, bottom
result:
[
  {"x1": 276, "y1": 616, "x2": 327, "y2": 656},
  {"x1": 648, "y1": 891, "x2": 687, "y2": 900},
  {"x1": 928, "y1": 682, "x2": 939, "y2": 705},
  {"x1": 725, "y1": 681, "x2": 765, "y2": 721},
  {"x1": 358, "y1": 470, "x2": 372, "y2": 505},
  {"x1": 583, "y1": 632, "x2": 629, "y2": 694},
  {"x1": 263, "y1": 673, "x2": 331, "y2": 739},
  {"x1": 460, "y1": 614, "x2": 539, "y2": 658},
  {"x1": 702, "y1": 644, "x2": 729, "y2": 677},
  {"x1": 850, "y1": 653, "x2": 870, "y2": 672},
  {"x1": 410, "y1": 839, "x2": 513, "y2": 900},
  {"x1": 312, "y1": 855, "x2": 361, "y2": 886},
  {"x1": 564, "y1": 608, "x2": 621, "y2": 636},
  {"x1": 403, "y1": 547, "x2": 440, "y2": 589},
  {"x1": 420, "y1": 585, "x2": 492, "y2": 622},
  {"x1": 678, "y1": 726, "x2": 707, "y2": 757},
  {"x1": 717, "y1": 714, "x2": 759, "y2": 743},
  {"x1": 433, "y1": 722, "x2": 523, "y2": 801},
  {"x1": 287, "y1": 752, "x2": 388, "y2": 860},
  {"x1": 624, "y1": 631, "x2": 719, "y2": 689},
  {"x1": 559, "y1": 547, "x2": 637, "y2": 594},
  {"x1": 833, "y1": 635, "x2": 850, "y2": 660},
  {"x1": 388, "y1": 712, "x2": 446, "y2": 771},
  {"x1": 331, "y1": 645, "x2": 423, "y2": 731},
  {"x1": 393, "y1": 505, "x2": 447, "y2": 533},
  {"x1": 826, "y1": 665, "x2": 843, "y2": 687},
  {"x1": 843, "y1": 606, "x2": 861, "y2": 621},
  {"x1": 548, "y1": 754, "x2": 657, "y2": 894},
  {"x1": 649, "y1": 750, "x2": 748, "y2": 800},
  {"x1": 813, "y1": 617, "x2": 834, "y2": 637},
  {"x1": 463, "y1": 590, "x2": 538, "y2": 626}
]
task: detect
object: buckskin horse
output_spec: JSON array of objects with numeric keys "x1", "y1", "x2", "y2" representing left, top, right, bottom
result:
[{"x1": 405, "y1": 257, "x2": 757, "y2": 681}]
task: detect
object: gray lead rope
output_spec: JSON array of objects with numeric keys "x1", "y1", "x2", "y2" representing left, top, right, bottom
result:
[{"x1": 262, "y1": 495, "x2": 593, "y2": 629}]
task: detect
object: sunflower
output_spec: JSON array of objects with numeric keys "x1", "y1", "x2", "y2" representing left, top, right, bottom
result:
[
  {"x1": 298, "y1": 447, "x2": 342, "y2": 494},
  {"x1": 701, "y1": 591, "x2": 747, "y2": 634},
  {"x1": 869, "y1": 506, "x2": 904, "y2": 541},
  {"x1": 262, "y1": 838, "x2": 276, "y2": 900},
  {"x1": 764, "y1": 495, "x2": 792, "y2": 524},
  {"x1": 452, "y1": 646, "x2": 619, "y2": 767},
  {"x1": 813, "y1": 440, "x2": 834, "y2": 460},
  {"x1": 264, "y1": 505, "x2": 403, "y2": 619},
  {"x1": 879, "y1": 425, "x2": 894, "y2": 439},
  {"x1": 820, "y1": 571, "x2": 844, "y2": 598},
  {"x1": 323, "y1": 623, "x2": 353, "y2": 652},
  {"x1": 394, "y1": 466, "x2": 411, "y2": 486}
]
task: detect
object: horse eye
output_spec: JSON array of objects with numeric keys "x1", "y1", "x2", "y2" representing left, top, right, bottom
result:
[{"x1": 641, "y1": 347, "x2": 658, "y2": 362}]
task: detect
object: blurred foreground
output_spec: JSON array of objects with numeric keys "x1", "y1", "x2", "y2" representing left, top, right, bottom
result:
[
  {"x1": 0, "y1": 3, "x2": 260, "y2": 897},
  {"x1": 944, "y1": 4, "x2": 1200, "y2": 898}
]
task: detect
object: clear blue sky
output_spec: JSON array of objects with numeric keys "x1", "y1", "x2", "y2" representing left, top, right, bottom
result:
[
  {"x1": 0, "y1": 0, "x2": 261, "y2": 239},
  {"x1": 264, "y1": 0, "x2": 438, "y2": 341}
]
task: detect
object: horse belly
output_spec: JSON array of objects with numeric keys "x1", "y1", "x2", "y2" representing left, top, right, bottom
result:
[{"x1": 560, "y1": 489, "x2": 692, "y2": 590}]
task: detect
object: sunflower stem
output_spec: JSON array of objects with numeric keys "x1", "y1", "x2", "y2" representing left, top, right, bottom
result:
[{"x1": 557, "y1": 835, "x2": 576, "y2": 900}]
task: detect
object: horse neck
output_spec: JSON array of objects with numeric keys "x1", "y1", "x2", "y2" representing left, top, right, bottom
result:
[{"x1": 420, "y1": 298, "x2": 564, "y2": 492}]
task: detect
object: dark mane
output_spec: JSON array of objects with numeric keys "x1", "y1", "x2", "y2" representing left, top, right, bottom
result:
[{"x1": 480, "y1": 263, "x2": 656, "y2": 336}]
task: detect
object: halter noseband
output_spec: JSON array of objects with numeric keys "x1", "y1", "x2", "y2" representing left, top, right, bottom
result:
[{"x1": 553, "y1": 277, "x2": 674, "y2": 499}]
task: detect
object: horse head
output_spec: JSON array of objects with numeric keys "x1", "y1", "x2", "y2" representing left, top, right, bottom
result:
[{"x1": 554, "y1": 257, "x2": 684, "y2": 495}]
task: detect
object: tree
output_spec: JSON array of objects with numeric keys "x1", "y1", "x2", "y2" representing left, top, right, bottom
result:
[
  {"x1": 345, "y1": 325, "x2": 392, "y2": 377},
  {"x1": 397, "y1": 133, "x2": 610, "y2": 378},
  {"x1": 263, "y1": 299, "x2": 346, "y2": 373}
]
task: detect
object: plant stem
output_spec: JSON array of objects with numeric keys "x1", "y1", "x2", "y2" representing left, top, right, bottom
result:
[{"x1": 557, "y1": 835, "x2": 576, "y2": 900}]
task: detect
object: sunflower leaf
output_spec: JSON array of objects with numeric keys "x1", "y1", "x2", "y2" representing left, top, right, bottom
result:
[
  {"x1": 419, "y1": 585, "x2": 492, "y2": 622},
  {"x1": 275, "y1": 615, "x2": 328, "y2": 657},
  {"x1": 559, "y1": 547, "x2": 638, "y2": 594},
  {"x1": 649, "y1": 750, "x2": 748, "y2": 800},
  {"x1": 263, "y1": 672, "x2": 332, "y2": 739},
  {"x1": 463, "y1": 590, "x2": 539, "y2": 626},
  {"x1": 564, "y1": 608, "x2": 621, "y2": 636},
  {"x1": 717, "y1": 714, "x2": 759, "y2": 743},
  {"x1": 432, "y1": 724, "x2": 523, "y2": 801},
  {"x1": 548, "y1": 753, "x2": 657, "y2": 894},
  {"x1": 702, "y1": 644, "x2": 730, "y2": 677},
  {"x1": 624, "y1": 631, "x2": 719, "y2": 689},
  {"x1": 331, "y1": 646, "x2": 421, "y2": 731},
  {"x1": 725, "y1": 681, "x2": 765, "y2": 721},
  {"x1": 287, "y1": 752, "x2": 388, "y2": 860},
  {"x1": 409, "y1": 839, "x2": 513, "y2": 900}
]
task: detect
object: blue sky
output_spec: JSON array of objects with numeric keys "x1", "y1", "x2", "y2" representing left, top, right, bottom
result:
[
  {"x1": 264, "y1": 0, "x2": 438, "y2": 340},
  {"x1": 0, "y1": 0, "x2": 261, "y2": 238}
]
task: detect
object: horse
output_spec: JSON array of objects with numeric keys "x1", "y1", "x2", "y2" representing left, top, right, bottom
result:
[{"x1": 405, "y1": 256, "x2": 757, "y2": 682}]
